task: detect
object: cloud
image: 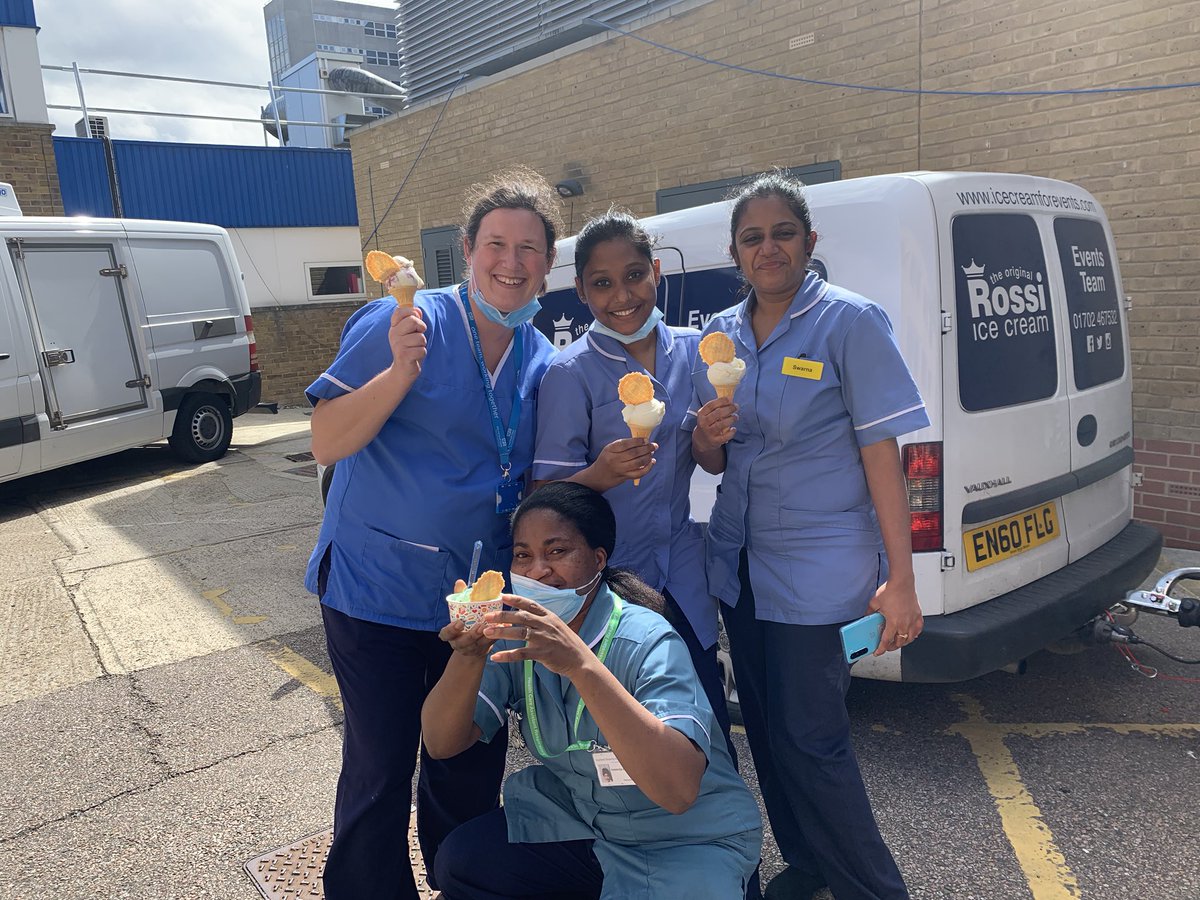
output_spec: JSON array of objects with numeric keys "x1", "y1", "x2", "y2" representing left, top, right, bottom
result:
[{"x1": 33, "y1": 0, "x2": 393, "y2": 144}]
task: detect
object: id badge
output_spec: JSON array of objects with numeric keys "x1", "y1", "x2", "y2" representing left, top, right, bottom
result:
[
  {"x1": 496, "y1": 478, "x2": 524, "y2": 514},
  {"x1": 592, "y1": 750, "x2": 636, "y2": 787}
]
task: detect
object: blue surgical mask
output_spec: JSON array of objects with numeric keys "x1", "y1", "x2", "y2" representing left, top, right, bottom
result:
[
  {"x1": 509, "y1": 570, "x2": 602, "y2": 623},
  {"x1": 588, "y1": 305, "x2": 663, "y2": 345},
  {"x1": 472, "y1": 286, "x2": 542, "y2": 329}
]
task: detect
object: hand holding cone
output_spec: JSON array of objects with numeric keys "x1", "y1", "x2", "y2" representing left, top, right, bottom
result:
[{"x1": 365, "y1": 250, "x2": 424, "y2": 308}]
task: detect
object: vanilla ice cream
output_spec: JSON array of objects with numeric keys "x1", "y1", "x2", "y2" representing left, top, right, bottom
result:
[
  {"x1": 622, "y1": 399, "x2": 666, "y2": 429},
  {"x1": 707, "y1": 358, "x2": 746, "y2": 387}
]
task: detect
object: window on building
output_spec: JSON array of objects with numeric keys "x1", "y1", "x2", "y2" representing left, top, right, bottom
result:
[
  {"x1": 266, "y1": 15, "x2": 290, "y2": 79},
  {"x1": 364, "y1": 49, "x2": 401, "y2": 68},
  {"x1": 655, "y1": 162, "x2": 843, "y2": 214},
  {"x1": 365, "y1": 21, "x2": 398, "y2": 39},
  {"x1": 307, "y1": 263, "x2": 366, "y2": 300}
]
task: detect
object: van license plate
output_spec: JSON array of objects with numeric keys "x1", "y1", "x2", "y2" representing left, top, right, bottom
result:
[{"x1": 963, "y1": 502, "x2": 1060, "y2": 572}]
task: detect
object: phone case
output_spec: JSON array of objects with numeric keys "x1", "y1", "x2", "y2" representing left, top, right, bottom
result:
[{"x1": 839, "y1": 612, "x2": 886, "y2": 664}]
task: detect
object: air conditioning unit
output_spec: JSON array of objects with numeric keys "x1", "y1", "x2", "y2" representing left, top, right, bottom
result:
[{"x1": 74, "y1": 115, "x2": 109, "y2": 139}]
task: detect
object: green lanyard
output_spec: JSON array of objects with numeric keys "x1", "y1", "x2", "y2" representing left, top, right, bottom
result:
[{"x1": 523, "y1": 594, "x2": 624, "y2": 759}]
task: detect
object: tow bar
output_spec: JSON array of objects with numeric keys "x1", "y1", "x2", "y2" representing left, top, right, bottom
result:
[{"x1": 1088, "y1": 567, "x2": 1200, "y2": 665}]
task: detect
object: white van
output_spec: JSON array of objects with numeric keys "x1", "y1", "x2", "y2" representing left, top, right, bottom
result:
[
  {"x1": 0, "y1": 184, "x2": 261, "y2": 482},
  {"x1": 538, "y1": 171, "x2": 1162, "y2": 683}
]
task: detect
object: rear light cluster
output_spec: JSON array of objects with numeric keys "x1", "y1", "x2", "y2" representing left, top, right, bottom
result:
[
  {"x1": 903, "y1": 442, "x2": 943, "y2": 552},
  {"x1": 245, "y1": 314, "x2": 259, "y2": 372}
]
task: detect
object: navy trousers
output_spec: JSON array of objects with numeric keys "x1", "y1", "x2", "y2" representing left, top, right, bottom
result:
[
  {"x1": 662, "y1": 589, "x2": 738, "y2": 767},
  {"x1": 320, "y1": 603, "x2": 508, "y2": 900},
  {"x1": 435, "y1": 806, "x2": 603, "y2": 900},
  {"x1": 722, "y1": 556, "x2": 908, "y2": 900}
]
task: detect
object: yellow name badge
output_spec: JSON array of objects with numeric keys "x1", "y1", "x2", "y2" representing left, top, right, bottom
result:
[{"x1": 782, "y1": 357, "x2": 824, "y2": 379}]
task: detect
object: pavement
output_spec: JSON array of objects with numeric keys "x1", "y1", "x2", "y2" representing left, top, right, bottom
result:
[{"x1": 1, "y1": 407, "x2": 1198, "y2": 900}]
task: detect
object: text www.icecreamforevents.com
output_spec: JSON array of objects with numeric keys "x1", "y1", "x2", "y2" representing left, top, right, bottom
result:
[{"x1": 956, "y1": 188, "x2": 1097, "y2": 212}]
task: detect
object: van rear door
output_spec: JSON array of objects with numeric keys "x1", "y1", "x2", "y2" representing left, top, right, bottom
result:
[
  {"x1": 933, "y1": 178, "x2": 1072, "y2": 613},
  {"x1": 1050, "y1": 212, "x2": 1134, "y2": 560},
  {"x1": 8, "y1": 235, "x2": 163, "y2": 467},
  {"x1": 0, "y1": 271, "x2": 25, "y2": 477}
]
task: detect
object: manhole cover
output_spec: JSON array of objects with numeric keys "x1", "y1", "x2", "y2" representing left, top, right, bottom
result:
[
  {"x1": 288, "y1": 463, "x2": 319, "y2": 478},
  {"x1": 285, "y1": 452, "x2": 316, "y2": 463},
  {"x1": 244, "y1": 818, "x2": 435, "y2": 899}
]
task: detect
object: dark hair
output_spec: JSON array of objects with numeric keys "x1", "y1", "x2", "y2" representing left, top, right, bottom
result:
[
  {"x1": 511, "y1": 482, "x2": 665, "y2": 613},
  {"x1": 461, "y1": 167, "x2": 562, "y2": 263},
  {"x1": 727, "y1": 170, "x2": 814, "y2": 255},
  {"x1": 573, "y1": 208, "x2": 655, "y2": 280}
]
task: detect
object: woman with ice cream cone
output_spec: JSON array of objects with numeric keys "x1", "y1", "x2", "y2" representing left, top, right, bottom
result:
[
  {"x1": 304, "y1": 169, "x2": 560, "y2": 900},
  {"x1": 423, "y1": 482, "x2": 761, "y2": 900},
  {"x1": 688, "y1": 172, "x2": 926, "y2": 900},
  {"x1": 532, "y1": 210, "x2": 736, "y2": 761}
]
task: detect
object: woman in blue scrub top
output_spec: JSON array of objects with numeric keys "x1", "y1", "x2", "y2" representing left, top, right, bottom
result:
[
  {"x1": 689, "y1": 173, "x2": 927, "y2": 900},
  {"x1": 305, "y1": 170, "x2": 561, "y2": 900},
  {"x1": 532, "y1": 211, "x2": 733, "y2": 755},
  {"x1": 423, "y1": 482, "x2": 762, "y2": 900}
]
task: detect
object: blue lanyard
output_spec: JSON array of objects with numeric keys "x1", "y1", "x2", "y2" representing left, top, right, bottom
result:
[{"x1": 459, "y1": 284, "x2": 523, "y2": 476}]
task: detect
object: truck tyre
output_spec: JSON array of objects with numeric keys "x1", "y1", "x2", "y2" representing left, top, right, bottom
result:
[{"x1": 169, "y1": 394, "x2": 233, "y2": 463}]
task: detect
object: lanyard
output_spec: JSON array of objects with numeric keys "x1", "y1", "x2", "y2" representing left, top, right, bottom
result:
[
  {"x1": 460, "y1": 284, "x2": 523, "y2": 477},
  {"x1": 523, "y1": 593, "x2": 624, "y2": 759}
]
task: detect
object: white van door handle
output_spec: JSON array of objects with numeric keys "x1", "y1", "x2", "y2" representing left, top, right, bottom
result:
[
  {"x1": 43, "y1": 348, "x2": 76, "y2": 366},
  {"x1": 0, "y1": 353, "x2": 9, "y2": 360},
  {"x1": 125, "y1": 374, "x2": 151, "y2": 389}
]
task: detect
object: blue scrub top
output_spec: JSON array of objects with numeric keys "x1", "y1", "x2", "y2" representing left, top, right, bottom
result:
[
  {"x1": 473, "y1": 583, "x2": 762, "y2": 850},
  {"x1": 687, "y1": 274, "x2": 929, "y2": 626},
  {"x1": 304, "y1": 289, "x2": 557, "y2": 630},
  {"x1": 533, "y1": 324, "x2": 717, "y2": 648}
]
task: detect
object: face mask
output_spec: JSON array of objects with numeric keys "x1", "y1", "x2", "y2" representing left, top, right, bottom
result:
[
  {"x1": 472, "y1": 285, "x2": 542, "y2": 329},
  {"x1": 509, "y1": 570, "x2": 602, "y2": 623},
  {"x1": 589, "y1": 305, "x2": 663, "y2": 345}
]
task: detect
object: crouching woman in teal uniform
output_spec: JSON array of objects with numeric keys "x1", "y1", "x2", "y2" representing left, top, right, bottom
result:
[{"x1": 423, "y1": 482, "x2": 761, "y2": 900}]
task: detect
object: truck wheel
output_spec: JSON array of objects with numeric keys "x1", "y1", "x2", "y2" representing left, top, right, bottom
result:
[{"x1": 169, "y1": 394, "x2": 233, "y2": 463}]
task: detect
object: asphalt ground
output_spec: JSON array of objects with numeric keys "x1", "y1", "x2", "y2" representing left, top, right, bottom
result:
[{"x1": 1, "y1": 408, "x2": 1197, "y2": 900}]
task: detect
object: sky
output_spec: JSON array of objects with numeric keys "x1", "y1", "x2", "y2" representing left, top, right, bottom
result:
[{"x1": 34, "y1": 0, "x2": 395, "y2": 146}]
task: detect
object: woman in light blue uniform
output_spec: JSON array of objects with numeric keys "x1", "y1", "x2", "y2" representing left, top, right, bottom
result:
[
  {"x1": 532, "y1": 211, "x2": 732, "y2": 754},
  {"x1": 305, "y1": 170, "x2": 561, "y2": 900},
  {"x1": 423, "y1": 482, "x2": 761, "y2": 900},
  {"x1": 688, "y1": 173, "x2": 928, "y2": 900}
]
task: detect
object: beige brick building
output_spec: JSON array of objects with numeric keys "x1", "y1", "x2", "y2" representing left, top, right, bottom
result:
[
  {"x1": 0, "y1": 123, "x2": 63, "y2": 217},
  {"x1": 347, "y1": 0, "x2": 1200, "y2": 548}
]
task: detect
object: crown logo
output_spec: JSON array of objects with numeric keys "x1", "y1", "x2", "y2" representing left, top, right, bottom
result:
[
  {"x1": 553, "y1": 315, "x2": 572, "y2": 329},
  {"x1": 961, "y1": 259, "x2": 986, "y2": 277}
]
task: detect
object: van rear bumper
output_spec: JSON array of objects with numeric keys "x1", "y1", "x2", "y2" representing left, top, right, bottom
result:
[
  {"x1": 231, "y1": 372, "x2": 262, "y2": 417},
  {"x1": 901, "y1": 521, "x2": 1162, "y2": 683}
]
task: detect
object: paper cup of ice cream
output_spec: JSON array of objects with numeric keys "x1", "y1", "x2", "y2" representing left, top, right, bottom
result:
[{"x1": 445, "y1": 588, "x2": 504, "y2": 629}]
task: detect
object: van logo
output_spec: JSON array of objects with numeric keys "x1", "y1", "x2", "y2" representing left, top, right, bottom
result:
[
  {"x1": 552, "y1": 315, "x2": 575, "y2": 350},
  {"x1": 963, "y1": 260, "x2": 1051, "y2": 342},
  {"x1": 965, "y1": 476, "x2": 1013, "y2": 494}
]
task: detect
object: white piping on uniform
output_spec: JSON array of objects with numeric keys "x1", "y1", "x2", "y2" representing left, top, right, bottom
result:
[
  {"x1": 660, "y1": 713, "x2": 711, "y2": 744},
  {"x1": 477, "y1": 690, "x2": 504, "y2": 726},
  {"x1": 855, "y1": 402, "x2": 927, "y2": 432},
  {"x1": 586, "y1": 334, "x2": 625, "y2": 362},
  {"x1": 318, "y1": 372, "x2": 354, "y2": 393},
  {"x1": 533, "y1": 458, "x2": 587, "y2": 468},
  {"x1": 789, "y1": 296, "x2": 821, "y2": 319}
]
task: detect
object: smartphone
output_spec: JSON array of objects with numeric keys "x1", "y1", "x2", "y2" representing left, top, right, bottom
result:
[{"x1": 840, "y1": 612, "x2": 886, "y2": 664}]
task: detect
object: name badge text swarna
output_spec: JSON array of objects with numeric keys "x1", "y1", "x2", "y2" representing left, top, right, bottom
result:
[{"x1": 782, "y1": 357, "x2": 824, "y2": 380}]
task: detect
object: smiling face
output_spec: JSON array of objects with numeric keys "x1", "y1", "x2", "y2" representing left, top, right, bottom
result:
[
  {"x1": 730, "y1": 195, "x2": 817, "y2": 306},
  {"x1": 464, "y1": 208, "x2": 555, "y2": 312},
  {"x1": 511, "y1": 508, "x2": 606, "y2": 589},
  {"x1": 575, "y1": 238, "x2": 661, "y2": 337}
]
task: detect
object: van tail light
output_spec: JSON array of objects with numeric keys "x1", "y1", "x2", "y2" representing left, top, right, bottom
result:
[
  {"x1": 245, "y1": 314, "x2": 259, "y2": 372},
  {"x1": 903, "y1": 442, "x2": 943, "y2": 552}
]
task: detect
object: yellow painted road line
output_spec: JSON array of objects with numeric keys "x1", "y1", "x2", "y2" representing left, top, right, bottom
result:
[
  {"x1": 263, "y1": 640, "x2": 343, "y2": 712},
  {"x1": 950, "y1": 695, "x2": 1081, "y2": 900}
]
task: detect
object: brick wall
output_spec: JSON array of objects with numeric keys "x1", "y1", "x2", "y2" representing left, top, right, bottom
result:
[
  {"x1": 0, "y1": 122, "x2": 63, "y2": 216},
  {"x1": 1133, "y1": 438, "x2": 1200, "y2": 548},
  {"x1": 253, "y1": 300, "x2": 366, "y2": 407},
  {"x1": 349, "y1": 0, "x2": 1200, "y2": 548}
]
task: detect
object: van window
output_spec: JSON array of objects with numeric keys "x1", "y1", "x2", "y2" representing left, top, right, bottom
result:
[
  {"x1": 129, "y1": 239, "x2": 237, "y2": 316},
  {"x1": 1053, "y1": 218, "x2": 1124, "y2": 390},
  {"x1": 953, "y1": 214, "x2": 1057, "y2": 412}
]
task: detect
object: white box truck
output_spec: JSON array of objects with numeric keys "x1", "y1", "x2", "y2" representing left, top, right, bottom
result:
[
  {"x1": 0, "y1": 183, "x2": 261, "y2": 482},
  {"x1": 539, "y1": 171, "x2": 1162, "y2": 683}
]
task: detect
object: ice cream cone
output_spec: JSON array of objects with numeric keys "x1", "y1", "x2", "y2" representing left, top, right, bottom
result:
[
  {"x1": 628, "y1": 424, "x2": 654, "y2": 485},
  {"x1": 391, "y1": 284, "x2": 417, "y2": 308},
  {"x1": 714, "y1": 383, "x2": 738, "y2": 400}
]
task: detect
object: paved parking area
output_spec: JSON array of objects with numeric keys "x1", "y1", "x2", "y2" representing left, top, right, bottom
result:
[{"x1": 1, "y1": 408, "x2": 1197, "y2": 899}]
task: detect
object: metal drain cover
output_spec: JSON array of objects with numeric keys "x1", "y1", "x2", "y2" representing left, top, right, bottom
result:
[
  {"x1": 287, "y1": 463, "x2": 319, "y2": 478},
  {"x1": 285, "y1": 452, "x2": 316, "y2": 463},
  {"x1": 244, "y1": 819, "x2": 436, "y2": 899}
]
